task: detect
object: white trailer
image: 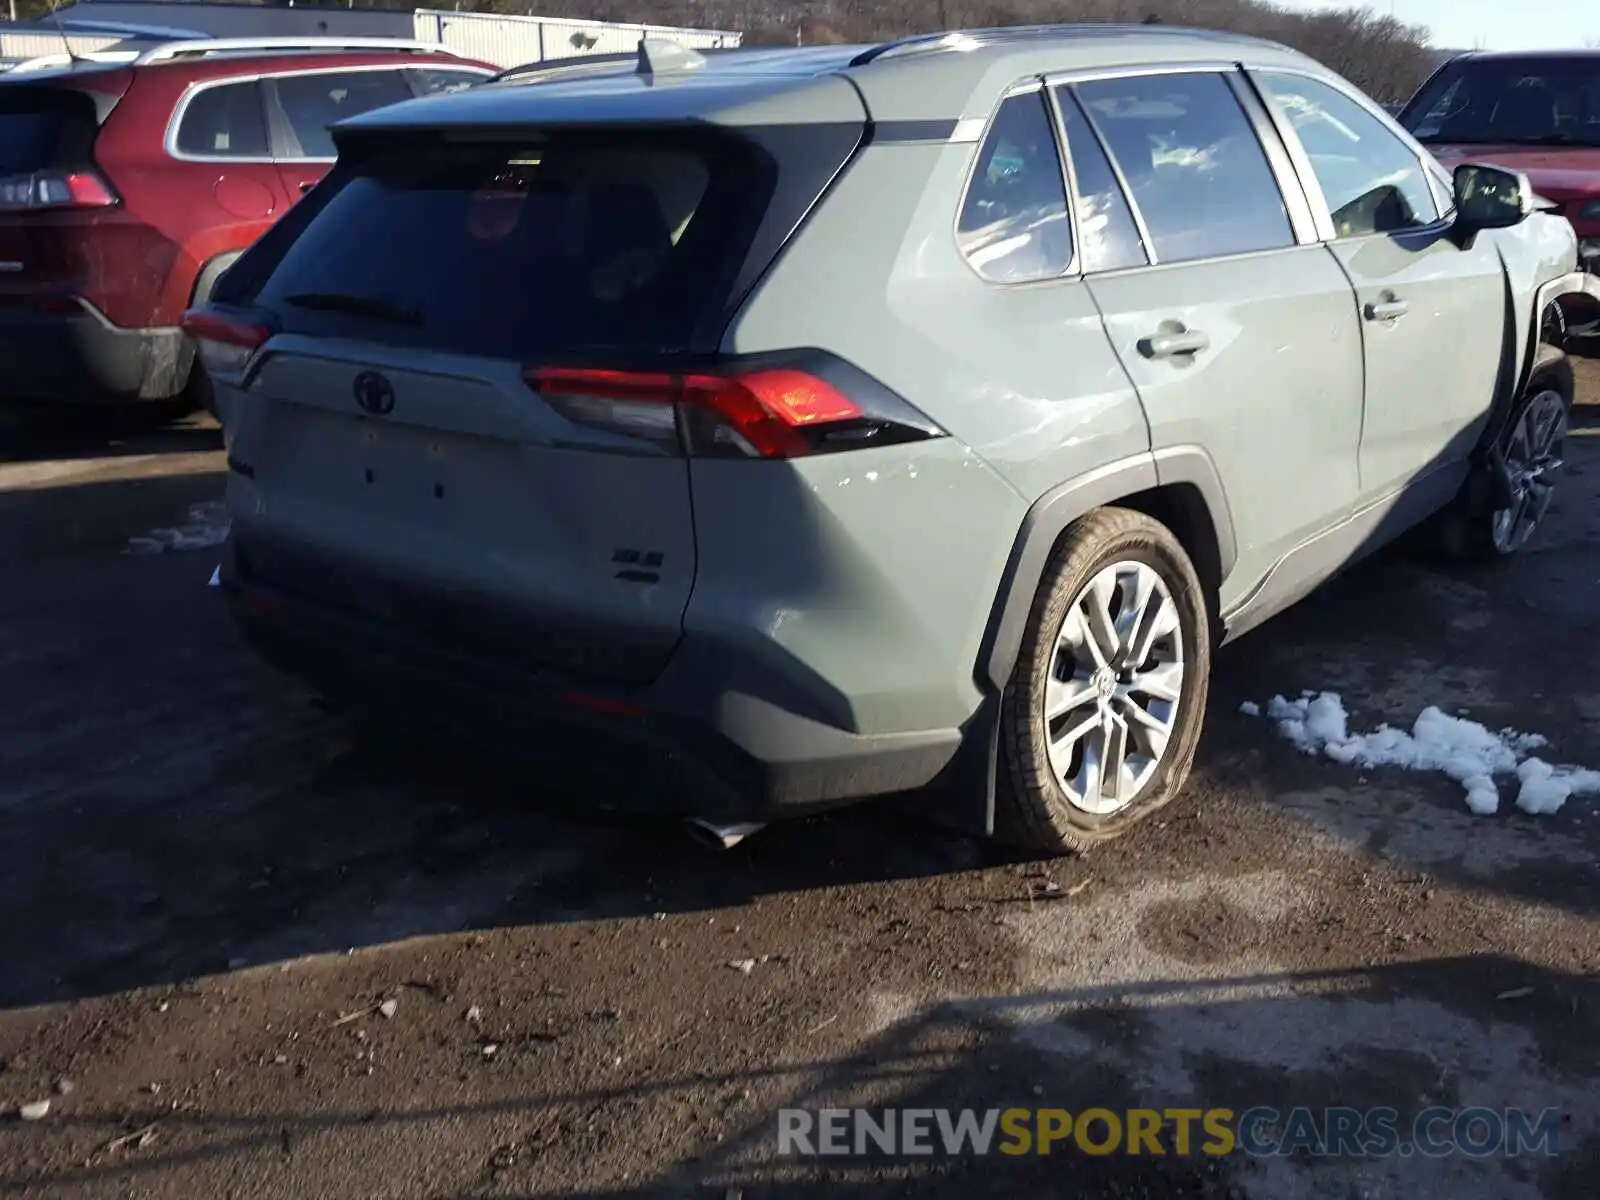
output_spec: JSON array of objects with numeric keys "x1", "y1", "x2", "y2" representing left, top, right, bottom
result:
[
  {"x1": 412, "y1": 9, "x2": 740, "y2": 70},
  {"x1": 4, "y1": 3, "x2": 741, "y2": 73}
]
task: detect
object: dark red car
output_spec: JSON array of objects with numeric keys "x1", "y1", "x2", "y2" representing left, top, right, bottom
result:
[
  {"x1": 1398, "y1": 49, "x2": 1600, "y2": 336},
  {"x1": 0, "y1": 38, "x2": 494, "y2": 411}
]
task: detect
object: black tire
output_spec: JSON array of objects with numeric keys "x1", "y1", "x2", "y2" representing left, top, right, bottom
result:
[
  {"x1": 996, "y1": 506, "x2": 1212, "y2": 855},
  {"x1": 185, "y1": 360, "x2": 217, "y2": 422},
  {"x1": 1434, "y1": 347, "x2": 1574, "y2": 560}
]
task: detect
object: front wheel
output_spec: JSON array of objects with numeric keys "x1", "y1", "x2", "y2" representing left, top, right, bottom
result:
[
  {"x1": 1438, "y1": 349, "x2": 1573, "y2": 559},
  {"x1": 997, "y1": 507, "x2": 1212, "y2": 855}
]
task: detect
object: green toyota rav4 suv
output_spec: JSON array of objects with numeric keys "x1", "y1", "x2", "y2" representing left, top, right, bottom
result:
[{"x1": 188, "y1": 26, "x2": 1600, "y2": 853}]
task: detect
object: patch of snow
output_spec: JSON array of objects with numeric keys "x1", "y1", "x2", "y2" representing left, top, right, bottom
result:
[
  {"x1": 208, "y1": 565, "x2": 221, "y2": 588},
  {"x1": 1247, "y1": 690, "x2": 1597, "y2": 818},
  {"x1": 126, "y1": 501, "x2": 230, "y2": 555}
]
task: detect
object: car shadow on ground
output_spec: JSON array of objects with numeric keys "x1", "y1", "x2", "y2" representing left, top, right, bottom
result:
[
  {"x1": 0, "y1": 407, "x2": 221, "y2": 466},
  {"x1": 0, "y1": 419, "x2": 1596, "y2": 1009},
  {"x1": 1, "y1": 957, "x2": 1593, "y2": 1198}
]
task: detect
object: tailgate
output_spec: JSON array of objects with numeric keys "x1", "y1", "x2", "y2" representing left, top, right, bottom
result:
[
  {"x1": 206, "y1": 119, "x2": 865, "y2": 687},
  {"x1": 232, "y1": 341, "x2": 696, "y2": 686}
]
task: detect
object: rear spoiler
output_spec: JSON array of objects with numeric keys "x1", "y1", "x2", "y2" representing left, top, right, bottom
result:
[{"x1": 489, "y1": 41, "x2": 746, "y2": 86}]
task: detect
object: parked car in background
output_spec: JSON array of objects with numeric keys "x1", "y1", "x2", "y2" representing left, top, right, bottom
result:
[
  {"x1": 191, "y1": 27, "x2": 1595, "y2": 854},
  {"x1": 0, "y1": 37, "x2": 493, "y2": 413},
  {"x1": 1398, "y1": 49, "x2": 1600, "y2": 340}
]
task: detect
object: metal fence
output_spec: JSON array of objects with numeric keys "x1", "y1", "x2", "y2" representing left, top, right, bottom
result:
[
  {"x1": 0, "y1": 28, "x2": 123, "y2": 65},
  {"x1": 412, "y1": 9, "x2": 741, "y2": 70}
]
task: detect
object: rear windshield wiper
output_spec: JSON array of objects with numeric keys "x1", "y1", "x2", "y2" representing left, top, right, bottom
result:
[{"x1": 281, "y1": 292, "x2": 424, "y2": 327}]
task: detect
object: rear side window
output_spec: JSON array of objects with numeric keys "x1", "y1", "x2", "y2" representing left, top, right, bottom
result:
[
  {"x1": 271, "y1": 71, "x2": 416, "y2": 159},
  {"x1": 176, "y1": 81, "x2": 268, "y2": 159},
  {"x1": 957, "y1": 90, "x2": 1072, "y2": 283},
  {"x1": 1256, "y1": 72, "x2": 1439, "y2": 237},
  {"x1": 0, "y1": 86, "x2": 100, "y2": 174},
  {"x1": 1074, "y1": 72, "x2": 1293, "y2": 264},
  {"x1": 250, "y1": 133, "x2": 770, "y2": 359},
  {"x1": 408, "y1": 68, "x2": 487, "y2": 96},
  {"x1": 1053, "y1": 87, "x2": 1147, "y2": 272}
]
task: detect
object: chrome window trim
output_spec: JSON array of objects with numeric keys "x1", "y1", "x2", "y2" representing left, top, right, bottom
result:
[
  {"x1": 948, "y1": 116, "x2": 987, "y2": 145},
  {"x1": 951, "y1": 78, "x2": 1082, "y2": 286},
  {"x1": 1040, "y1": 79, "x2": 1088, "y2": 277},
  {"x1": 1081, "y1": 239, "x2": 1332, "y2": 284},
  {"x1": 1059, "y1": 65, "x2": 1305, "y2": 271},
  {"x1": 1042, "y1": 59, "x2": 1243, "y2": 86},
  {"x1": 165, "y1": 77, "x2": 271, "y2": 165},
  {"x1": 1246, "y1": 64, "x2": 1456, "y2": 245},
  {"x1": 1061, "y1": 78, "x2": 1160, "y2": 266},
  {"x1": 164, "y1": 63, "x2": 495, "y2": 165},
  {"x1": 1226, "y1": 69, "x2": 1321, "y2": 245},
  {"x1": 1046, "y1": 81, "x2": 1153, "y2": 271}
]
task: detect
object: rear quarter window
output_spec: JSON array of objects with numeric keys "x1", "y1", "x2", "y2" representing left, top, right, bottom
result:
[
  {"x1": 175, "y1": 81, "x2": 268, "y2": 159},
  {"x1": 247, "y1": 131, "x2": 773, "y2": 359},
  {"x1": 957, "y1": 89, "x2": 1072, "y2": 283}
]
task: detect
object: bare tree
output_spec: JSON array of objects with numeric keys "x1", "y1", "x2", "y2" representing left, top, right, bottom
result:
[{"x1": 0, "y1": 0, "x2": 1437, "y2": 104}]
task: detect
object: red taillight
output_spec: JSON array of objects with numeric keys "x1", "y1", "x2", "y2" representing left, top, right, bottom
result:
[
  {"x1": 525, "y1": 366, "x2": 864, "y2": 459},
  {"x1": 0, "y1": 169, "x2": 118, "y2": 212},
  {"x1": 180, "y1": 309, "x2": 273, "y2": 374}
]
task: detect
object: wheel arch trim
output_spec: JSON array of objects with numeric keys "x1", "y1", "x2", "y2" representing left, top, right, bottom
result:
[
  {"x1": 978, "y1": 449, "x2": 1237, "y2": 694},
  {"x1": 1527, "y1": 271, "x2": 1599, "y2": 393},
  {"x1": 189, "y1": 250, "x2": 246, "y2": 308}
]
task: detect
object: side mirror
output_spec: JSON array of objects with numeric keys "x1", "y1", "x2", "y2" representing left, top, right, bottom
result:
[{"x1": 1453, "y1": 163, "x2": 1534, "y2": 235}]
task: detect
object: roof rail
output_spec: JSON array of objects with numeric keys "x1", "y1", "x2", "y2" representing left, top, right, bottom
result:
[
  {"x1": 849, "y1": 23, "x2": 1268, "y2": 67},
  {"x1": 133, "y1": 36, "x2": 448, "y2": 66}
]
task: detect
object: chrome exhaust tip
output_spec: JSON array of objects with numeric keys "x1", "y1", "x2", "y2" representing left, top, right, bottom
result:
[{"x1": 685, "y1": 818, "x2": 766, "y2": 850}]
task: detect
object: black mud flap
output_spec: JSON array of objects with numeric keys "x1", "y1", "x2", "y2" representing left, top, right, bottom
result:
[{"x1": 892, "y1": 692, "x2": 1002, "y2": 839}]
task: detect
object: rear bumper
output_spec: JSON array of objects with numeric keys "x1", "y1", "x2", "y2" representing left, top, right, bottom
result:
[
  {"x1": 0, "y1": 301, "x2": 192, "y2": 405},
  {"x1": 218, "y1": 538, "x2": 964, "y2": 820}
]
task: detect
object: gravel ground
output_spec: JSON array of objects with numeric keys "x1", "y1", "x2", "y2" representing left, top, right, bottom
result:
[{"x1": 0, "y1": 362, "x2": 1598, "y2": 1199}]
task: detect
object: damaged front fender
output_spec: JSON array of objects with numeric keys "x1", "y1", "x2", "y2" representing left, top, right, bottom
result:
[{"x1": 1547, "y1": 269, "x2": 1600, "y2": 345}]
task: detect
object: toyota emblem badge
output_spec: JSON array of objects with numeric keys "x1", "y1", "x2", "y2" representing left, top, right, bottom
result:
[{"x1": 353, "y1": 370, "x2": 396, "y2": 416}]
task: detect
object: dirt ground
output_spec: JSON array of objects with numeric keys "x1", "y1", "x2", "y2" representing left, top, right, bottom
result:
[{"x1": 1, "y1": 361, "x2": 1598, "y2": 1199}]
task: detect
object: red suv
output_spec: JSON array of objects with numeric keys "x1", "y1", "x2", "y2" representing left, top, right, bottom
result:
[
  {"x1": 0, "y1": 38, "x2": 493, "y2": 411},
  {"x1": 1398, "y1": 50, "x2": 1600, "y2": 339}
]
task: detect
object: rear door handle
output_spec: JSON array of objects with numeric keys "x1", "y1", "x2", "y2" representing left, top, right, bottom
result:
[
  {"x1": 1141, "y1": 328, "x2": 1211, "y2": 359},
  {"x1": 1364, "y1": 298, "x2": 1410, "y2": 321}
]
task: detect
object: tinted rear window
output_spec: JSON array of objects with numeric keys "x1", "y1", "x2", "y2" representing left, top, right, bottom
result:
[
  {"x1": 0, "y1": 87, "x2": 100, "y2": 174},
  {"x1": 251, "y1": 132, "x2": 772, "y2": 359}
]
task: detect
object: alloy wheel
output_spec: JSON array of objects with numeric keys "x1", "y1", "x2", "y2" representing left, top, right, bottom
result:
[
  {"x1": 1492, "y1": 388, "x2": 1567, "y2": 555},
  {"x1": 1044, "y1": 560, "x2": 1185, "y2": 816}
]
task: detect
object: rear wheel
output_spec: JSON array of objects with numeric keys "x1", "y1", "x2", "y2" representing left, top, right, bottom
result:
[
  {"x1": 998, "y1": 507, "x2": 1211, "y2": 854},
  {"x1": 184, "y1": 360, "x2": 216, "y2": 422}
]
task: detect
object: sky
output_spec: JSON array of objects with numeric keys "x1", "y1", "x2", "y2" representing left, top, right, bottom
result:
[{"x1": 1272, "y1": 0, "x2": 1593, "y2": 51}]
